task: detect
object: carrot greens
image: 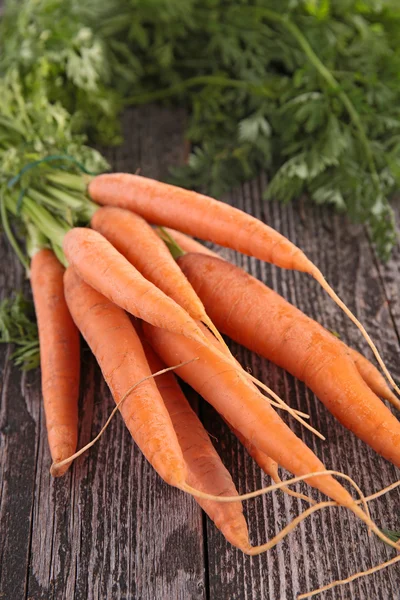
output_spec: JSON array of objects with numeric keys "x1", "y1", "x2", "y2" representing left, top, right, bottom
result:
[
  {"x1": 0, "y1": 293, "x2": 40, "y2": 370},
  {"x1": 1, "y1": 1, "x2": 400, "y2": 257}
]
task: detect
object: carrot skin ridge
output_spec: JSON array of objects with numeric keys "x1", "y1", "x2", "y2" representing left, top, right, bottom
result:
[
  {"x1": 178, "y1": 253, "x2": 400, "y2": 468},
  {"x1": 63, "y1": 267, "x2": 187, "y2": 487},
  {"x1": 31, "y1": 249, "x2": 80, "y2": 476},
  {"x1": 89, "y1": 172, "x2": 399, "y2": 396}
]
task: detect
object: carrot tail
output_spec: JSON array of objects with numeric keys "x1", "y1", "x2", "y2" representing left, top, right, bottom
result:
[
  {"x1": 244, "y1": 501, "x2": 333, "y2": 556},
  {"x1": 298, "y1": 555, "x2": 400, "y2": 599}
]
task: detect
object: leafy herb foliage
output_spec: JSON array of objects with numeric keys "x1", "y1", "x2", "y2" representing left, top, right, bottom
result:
[
  {"x1": 1, "y1": 0, "x2": 400, "y2": 257},
  {"x1": 0, "y1": 292, "x2": 40, "y2": 370},
  {"x1": 382, "y1": 528, "x2": 400, "y2": 544}
]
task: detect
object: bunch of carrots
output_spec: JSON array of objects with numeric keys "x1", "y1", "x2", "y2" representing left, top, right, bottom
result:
[{"x1": 3, "y1": 168, "x2": 400, "y2": 598}]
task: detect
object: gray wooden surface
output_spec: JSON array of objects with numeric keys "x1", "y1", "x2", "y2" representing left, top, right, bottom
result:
[{"x1": 0, "y1": 106, "x2": 400, "y2": 600}]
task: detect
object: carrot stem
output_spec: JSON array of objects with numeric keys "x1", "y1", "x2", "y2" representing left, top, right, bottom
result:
[
  {"x1": 0, "y1": 192, "x2": 29, "y2": 270},
  {"x1": 124, "y1": 75, "x2": 275, "y2": 106}
]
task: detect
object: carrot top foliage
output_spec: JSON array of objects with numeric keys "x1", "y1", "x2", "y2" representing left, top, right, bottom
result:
[
  {"x1": 0, "y1": 293, "x2": 40, "y2": 370},
  {"x1": 1, "y1": 0, "x2": 400, "y2": 257},
  {"x1": 0, "y1": 0, "x2": 400, "y2": 256}
]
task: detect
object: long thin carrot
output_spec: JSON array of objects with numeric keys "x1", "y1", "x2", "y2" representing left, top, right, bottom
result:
[
  {"x1": 62, "y1": 228, "x2": 207, "y2": 345},
  {"x1": 88, "y1": 173, "x2": 399, "y2": 397},
  {"x1": 63, "y1": 267, "x2": 187, "y2": 487},
  {"x1": 138, "y1": 327, "x2": 250, "y2": 550},
  {"x1": 142, "y1": 321, "x2": 358, "y2": 508},
  {"x1": 167, "y1": 229, "x2": 399, "y2": 407},
  {"x1": 178, "y1": 253, "x2": 400, "y2": 466},
  {"x1": 31, "y1": 249, "x2": 80, "y2": 477},
  {"x1": 198, "y1": 319, "x2": 313, "y2": 503}
]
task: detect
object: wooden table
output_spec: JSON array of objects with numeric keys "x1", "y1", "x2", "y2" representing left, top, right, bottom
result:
[{"x1": 1, "y1": 106, "x2": 400, "y2": 600}]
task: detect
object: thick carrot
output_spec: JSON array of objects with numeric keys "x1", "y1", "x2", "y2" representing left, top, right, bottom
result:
[
  {"x1": 142, "y1": 321, "x2": 357, "y2": 508},
  {"x1": 63, "y1": 267, "x2": 187, "y2": 487},
  {"x1": 89, "y1": 173, "x2": 398, "y2": 396},
  {"x1": 91, "y1": 206, "x2": 206, "y2": 321},
  {"x1": 166, "y1": 229, "x2": 398, "y2": 407},
  {"x1": 139, "y1": 329, "x2": 250, "y2": 550},
  {"x1": 178, "y1": 253, "x2": 400, "y2": 466},
  {"x1": 30, "y1": 249, "x2": 80, "y2": 477},
  {"x1": 62, "y1": 228, "x2": 206, "y2": 345}
]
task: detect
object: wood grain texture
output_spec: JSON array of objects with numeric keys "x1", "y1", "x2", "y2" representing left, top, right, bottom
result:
[{"x1": 0, "y1": 105, "x2": 399, "y2": 600}]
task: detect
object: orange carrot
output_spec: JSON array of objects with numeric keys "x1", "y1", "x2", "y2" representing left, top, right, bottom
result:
[
  {"x1": 142, "y1": 320, "x2": 358, "y2": 508},
  {"x1": 63, "y1": 267, "x2": 187, "y2": 487},
  {"x1": 165, "y1": 229, "x2": 398, "y2": 407},
  {"x1": 196, "y1": 321, "x2": 313, "y2": 503},
  {"x1": 178, "y1": 253, "x2": 400, "y2": 466},
  {"x1": 30, "y1": 249, "x2": 80, "y2": 477},
  {"x1": 62, "y1": 228, "x2": 206, "y2": 345},
  {"x1": 89, "y1": 173, "x2": 398, "y2": 396},
  {"x1": 138, "y1": 328, "x2": 250, "y2": 550},
  {"x1": 91, "y1": 206, "x2": 206, "y2": 321}
]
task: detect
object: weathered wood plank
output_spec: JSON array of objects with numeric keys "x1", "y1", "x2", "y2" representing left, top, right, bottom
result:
[
  {"x1": 201, "y1": 176, "x2": 400, "y2": 600},
  {"x1": 16, "y1": 106, "x2": 205, "y2": 600},
  {"x1": 0, "y1": 233, "x2": 39, "y2": 600}
]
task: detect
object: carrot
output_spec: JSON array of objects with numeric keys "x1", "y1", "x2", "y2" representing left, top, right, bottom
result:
[
  {"x1": 142, "y1": 320, "x2": 358, "y2": 508},
  {"x1": 178, "y1": 253, "x2": 400, "y2": 466},
  {"x1": 88, "y1": 173, "x2": 399, "y2": 396},
  {"x1": 138, "y1": 327, "x2": 250, "y2": 550},
  {"x1": 165, "y1": 229, "x2": 399, "y2": 408},
  {"x1": 30, "y1": 249, "x2": 80, "y2": 477},
  {"x1": 63, "y1": 267, "x2": 187, "y2": 487},
  {"x1": 167, "y1": 228, "x2": 399, "y2": 410},
  {"x1": 62, "y1": 228, "x2": 207, "y2": 345},
  {"x1": 196, "y1": 318, "x2": 313, "y2": 503}
]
